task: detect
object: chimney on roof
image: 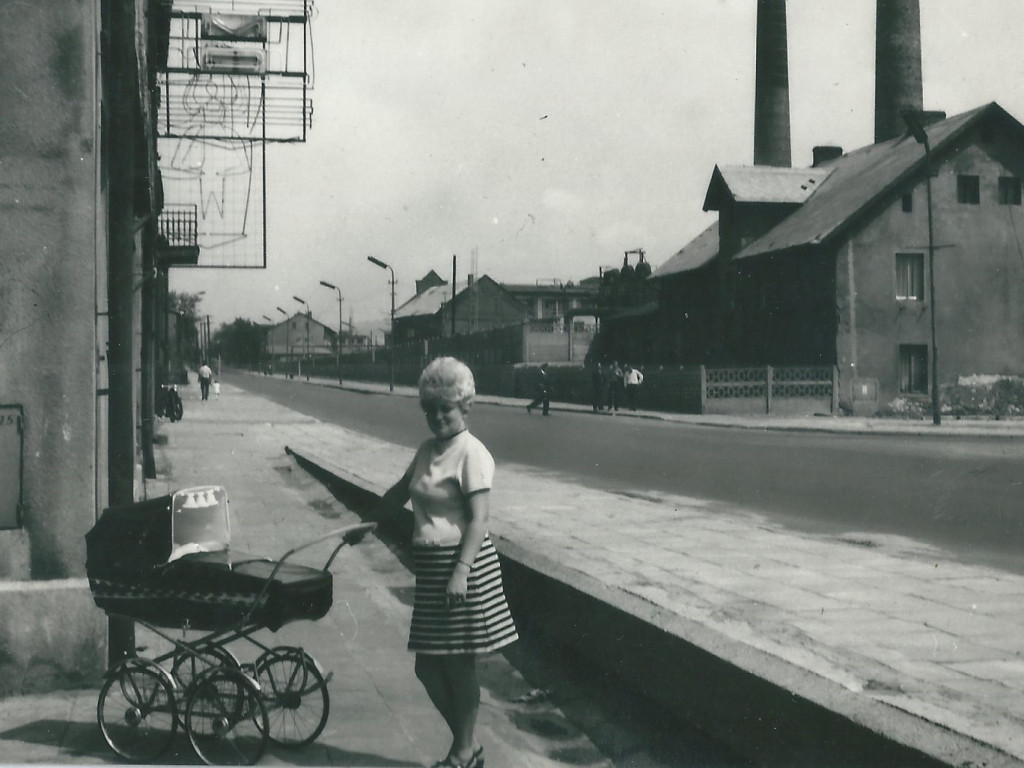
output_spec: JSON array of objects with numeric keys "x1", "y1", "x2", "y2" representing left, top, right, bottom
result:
[
  {"x1": 917, "y1": 110, "x2": 946, "y2": 128},
  {"x1": 753, "y1": 0, "x2": 792, "y2": 167},
  {"x1": 812, "y1": 145, "x2": 843, "y2": 166},
  {"x1": 874, "y1": 0, "x2": 923, "y2": 143}
]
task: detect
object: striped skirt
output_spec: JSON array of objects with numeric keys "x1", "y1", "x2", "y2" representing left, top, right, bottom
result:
[{"x1": 408, "y1": 537, "x2": 519, "y2": 655}]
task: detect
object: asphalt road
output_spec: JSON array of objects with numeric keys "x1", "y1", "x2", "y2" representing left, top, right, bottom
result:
[{"x1": 228, "y1": 372, "x2": 1024, "y2": 575}]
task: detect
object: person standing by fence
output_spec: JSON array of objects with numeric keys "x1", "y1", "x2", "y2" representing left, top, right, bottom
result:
[
  {"x1": 589, "y1": 359, "x2": 607, "y2": 412},
  {"x1": 624, "y1": 363, "x2": 644, "y2": 411},
  {"x1": 608, "y1": 360, "x2": 624, "y2": 413}
]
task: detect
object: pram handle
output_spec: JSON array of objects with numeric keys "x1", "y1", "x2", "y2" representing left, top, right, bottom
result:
[{"x1": 242, "y1": 522, "x2": 377, "y2": 624}]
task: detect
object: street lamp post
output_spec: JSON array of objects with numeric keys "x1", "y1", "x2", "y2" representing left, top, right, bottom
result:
[
  {"x1": 276, "y1": 306, "x2": 290, "y2": 377},
  {"x1": 293, "y1": 295, "x2": 310, "y2": 381},
  {"x1": 319, "y1": 280, "x2": 344, "y2": 386},
  {"x1": 367, "y1": 255, "x2": 395, "y2": 392},
  {"x1": 261, "y1": 315, "x2": 273, "y2": 374},
  {"x1": 903, "y1": 110, "x2": 941, "y2": 425}
]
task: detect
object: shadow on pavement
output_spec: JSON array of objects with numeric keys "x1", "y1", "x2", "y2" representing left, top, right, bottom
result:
[{"x1": 0, "y1": 720, "x2": 109, "y2": 759}]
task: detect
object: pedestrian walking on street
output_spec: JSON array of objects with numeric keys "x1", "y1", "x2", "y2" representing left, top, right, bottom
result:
[
  {"x1": 526, "y1": 362, "x2": 551, "y2": 416},
  {"x1": 624, "y1": 363, "x2": 644, "y2": 411},
  {"x1": 589, "y1": 359, "x2": 607, "y2": 412},
  {"x1": 375, "y1": 357, "x2": 518, "y2": 768},
  {"x1": 198, "y1": 361, "x2": 213, "y2": 401},
  {"x1": 608, "y1": 360, "x2": 624, "y2": 413}
]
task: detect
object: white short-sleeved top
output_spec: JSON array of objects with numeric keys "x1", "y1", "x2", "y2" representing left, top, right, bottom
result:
[{"x1": 407, "y1": 430, "x2": 494, "y2": 545}]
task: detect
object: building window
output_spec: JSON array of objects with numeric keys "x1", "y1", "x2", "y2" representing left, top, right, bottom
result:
[
  {"x1": 999, "y1": 177, "x2": 1022, "y2": 205},
  {"x1": 957, "y1": 175, "x2": 980, "y2": 204},
  {"x1": 901, "y1": 193, "x2": 913, "y2": 212},
  {"x1": 895, "y1": 253, "x2": 924, "y2": 301},
  {"x1": 899, "y1": 345, "x2": 928, "y2": 394}
]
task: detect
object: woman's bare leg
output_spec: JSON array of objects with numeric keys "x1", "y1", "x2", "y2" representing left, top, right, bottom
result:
[
  {"x1": 416, "y1": 654, "x2": 456, "y2": 732},
  {"x1": 444, "y1": 655, "x2": 480, "y2": 763}
]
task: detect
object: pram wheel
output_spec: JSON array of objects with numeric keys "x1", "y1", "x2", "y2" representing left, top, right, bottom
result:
[
  {"x1": 97, "y1": 659, "x2": 178, "y2": 762},
  {"x1": 185, "y1": 665, "x2": 269, "y2": 766},
  {"x1": 171, "y1": 645, "x2": 240, "y2": 694},
  {"x1": 254, "y1": 647, "x2": 330, "y2": 747}
]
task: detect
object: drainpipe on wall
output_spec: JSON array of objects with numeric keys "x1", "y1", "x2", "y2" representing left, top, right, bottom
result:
[
  {"x1": 141, "y1": 218, "x2": 157, "y2": 479},
  {"x1": 103, "y1": 0, "x2": 139, "y2": 664}
]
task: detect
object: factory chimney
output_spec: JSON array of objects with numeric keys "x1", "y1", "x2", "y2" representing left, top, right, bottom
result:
[
  {"x1": 874, "y1": 0, "x2": 923, "y2": 143},
  {"x1": 753, "y1": 0, "x2": 791, "y2": 167}
]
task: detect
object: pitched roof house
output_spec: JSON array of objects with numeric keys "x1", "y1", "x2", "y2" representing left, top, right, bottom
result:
[
  {"x1": 393, "y1": 274, "x2": 527, "y2": 342},
  {"x1": 656, "y1": 102, "x2": 1024, "y2": 414}
]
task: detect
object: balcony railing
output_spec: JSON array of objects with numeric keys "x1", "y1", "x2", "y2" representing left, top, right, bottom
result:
[{"x1": 158, "y1": 203, "x2": 199, "y2": 248}]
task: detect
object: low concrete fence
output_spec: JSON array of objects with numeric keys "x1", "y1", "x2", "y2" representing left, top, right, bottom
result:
[
  {"x1": 299, "y1": 358, "x2": 838, "y2": 417},
  {"x1": 704, "y1": 365, "x2": 839, "y2": 417}
]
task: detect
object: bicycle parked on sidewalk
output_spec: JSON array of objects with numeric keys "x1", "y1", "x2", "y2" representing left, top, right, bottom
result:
[{"x1": 157, "y1": 384, "x2": 184, "y2": 422}]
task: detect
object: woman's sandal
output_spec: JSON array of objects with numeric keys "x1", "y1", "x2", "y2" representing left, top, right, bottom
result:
[{"x1": 431, "y1": 745, "x2": 484, "y2": 768}]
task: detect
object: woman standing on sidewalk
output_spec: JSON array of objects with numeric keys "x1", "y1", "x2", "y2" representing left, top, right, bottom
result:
[{"x1": 376, "y1": 356, "x2": 518, "y2": 768}]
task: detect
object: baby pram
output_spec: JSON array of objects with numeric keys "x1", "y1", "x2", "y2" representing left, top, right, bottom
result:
[{"x1": 86, "y1": 485, "x2": 375, "y2": 765}]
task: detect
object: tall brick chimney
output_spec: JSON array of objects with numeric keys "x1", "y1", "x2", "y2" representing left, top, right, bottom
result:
[
  {"x1": 874, "y1": 0, "x2": 923, "y2": 143},
  {"x1": 753, "y1": 0, "x2": 791, "y2": 167}
]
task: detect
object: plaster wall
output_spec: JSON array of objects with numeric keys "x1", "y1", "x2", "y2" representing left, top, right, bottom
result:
[
  {"x1": 836, "y1": 124, "x2": 1024, "y2": 410},
  {"x1": 0, "y1": 0, "x2": 106, "y2": 690}
]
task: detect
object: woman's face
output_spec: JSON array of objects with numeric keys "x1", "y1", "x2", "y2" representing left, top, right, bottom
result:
[{"x1": 421, "y1": 395, "x2": 468, "y2": 439}]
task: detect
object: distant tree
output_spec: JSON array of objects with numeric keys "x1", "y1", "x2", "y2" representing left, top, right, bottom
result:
[
  {"x1": 211, "y1": 318, "x2": 265, "y2": 369},
  {"x1": 167, "y1": 291, "x2": 204, "y2": 369},
  {"x1": 168, "y1": 291, "x2": 203, "y2": 320}
]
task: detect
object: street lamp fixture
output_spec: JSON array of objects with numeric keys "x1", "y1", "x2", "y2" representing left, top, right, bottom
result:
[
  {"x1": 293, "y1": 295, "x2": 311, "y2": 380},
  {"x1": 319, "y1": 280, "x2": 344, "y2": 386},
  {"x1": 903, "y1": 110, "x2": 940, "y2": 426},
  {"x1": 366, "y1": 255, "x2": 395, "y2": 392}
]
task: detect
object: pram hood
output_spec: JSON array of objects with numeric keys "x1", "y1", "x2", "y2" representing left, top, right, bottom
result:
[
  {"x1": 86, "y1": 486, "x2": 230, "y2": 579},
  {"x1": 86, "y1": 486, "x2": 336, "y2": 631}
]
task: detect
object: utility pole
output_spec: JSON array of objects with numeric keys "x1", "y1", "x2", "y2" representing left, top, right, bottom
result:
[
  {"x1": 451, "y1": 254, "x2": 457, "y2": 337},
  {"x1": 320, "y1": 280, "x2": 344, "y2": 386},
  {"x1": 277, "y1": 306, "x2": 289, "y2": 376},
  {"x1": 293, "y1": 296, "x2": 310, "y2": 381},
  {"x1": 367, "y1": 256, "x2": 396, "y2": 392},
  {"x1": 904, "y1": 110, "x2": 941, "y2": 425}
]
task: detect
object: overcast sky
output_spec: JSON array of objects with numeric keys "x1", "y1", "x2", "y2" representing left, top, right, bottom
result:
[{"x1": 170, "y1": 0, "x2": 1024, "y2": 334}]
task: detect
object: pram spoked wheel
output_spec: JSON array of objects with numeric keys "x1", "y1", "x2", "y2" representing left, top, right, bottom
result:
[
  {"x1": 254, "y1": 647, "x2": 330, "y2": 747},
  {"x1": 184, "y1": 665, "x2": 269, "y2": 766},
  {"x1": 97, "y1": 658, "x2": 178, "y2": 762},
  {"x1": 171, "y1": 645, "x2": 240, "y2": 694}
]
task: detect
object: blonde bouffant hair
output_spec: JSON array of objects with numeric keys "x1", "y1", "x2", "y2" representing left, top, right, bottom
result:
[{"x1": 418, "y1": 356, "x2": 476, "y2": 408}]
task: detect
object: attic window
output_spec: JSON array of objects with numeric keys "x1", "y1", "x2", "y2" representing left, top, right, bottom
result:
[
  {"x1": 957, "y1": 175, "x2": 980, "y2": 205},
  {"x1": 901, "y1": 193, "x2": 913, "y2": 213}
]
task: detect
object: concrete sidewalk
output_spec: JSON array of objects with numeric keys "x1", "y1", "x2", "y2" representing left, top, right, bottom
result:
[
  {"x1": 263, "y1": 373, "x2": 1024, "y2": 767},
  {"x1": 0, "y1": 382, "x2": 615, "y2": 767}
]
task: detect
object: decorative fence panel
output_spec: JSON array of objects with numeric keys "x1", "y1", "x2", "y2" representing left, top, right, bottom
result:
[{"x1": 704, "y1": 365, "x2": 837, "y2": 416}]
